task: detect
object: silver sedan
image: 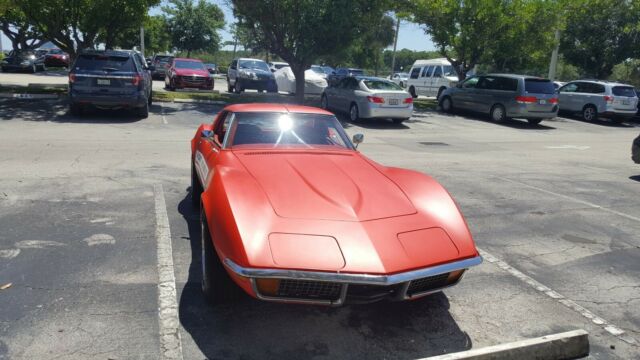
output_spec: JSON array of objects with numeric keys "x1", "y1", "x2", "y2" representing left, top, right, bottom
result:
[{"x1": 321, "y1": 76, "x2": 414, "y2": 124}]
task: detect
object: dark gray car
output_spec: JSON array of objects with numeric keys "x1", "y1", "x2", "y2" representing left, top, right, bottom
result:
[
  {"x1": 68, "y1": 50, "x2": 153, "y2": 118},
  {"x1": 1, "y1": 50, "x2": 47, "y2": 73},
  {"x1": 439, "y1": 74, "x2": 558, "y2": 125}
]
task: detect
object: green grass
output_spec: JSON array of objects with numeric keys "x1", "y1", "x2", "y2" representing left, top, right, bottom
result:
[
  {"x1": 413, "y1": 98, "x2": 438, "y2": 111},
  {"x1": 0, "y1": 85, "x2": 67, "y2": 95}
]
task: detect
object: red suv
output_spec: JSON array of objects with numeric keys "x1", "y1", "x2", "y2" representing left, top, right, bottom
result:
[{"x1": 164, "y1": 58, "x2": 213, "y2": 91}]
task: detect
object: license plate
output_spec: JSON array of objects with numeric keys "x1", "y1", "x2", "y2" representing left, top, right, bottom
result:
[
  {"x1": 622, "y1": 99, "x2": 630, "y2": 105},
  {"x1": 539, "y1": 100, "x2": 547, "y2": 105},
  {"x1": 97, "y1": 79, "x2": 110, "y2": 86},
  {"x1": 389, "y1": 99, "x2": 399, "y2": 105}
]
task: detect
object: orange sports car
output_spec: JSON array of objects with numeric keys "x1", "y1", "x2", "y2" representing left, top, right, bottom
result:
[{"x1": 191, "y1": 103, "x2": 482, "y2": 305}]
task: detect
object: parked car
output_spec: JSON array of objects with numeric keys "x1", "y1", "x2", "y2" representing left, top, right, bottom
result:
[
  {"x1": 1, "y1": 50, "x2": 47, "y2": 73},
  {"x1": 273, "y1": 67, "x2": 328, "y2": 94},
  {"x1": 632, "y1": 134, "x2": 640, "y2": 164},
  {"x1": 321, "y1": 76, "x2": 413, "y2": 124},
  {"x1": 310, "y1": 65, "x2": 335, "y2": 79},
  {"x1": 165, "y1": 58, "x2": 213, "y2": 91},
  {"x1": 204, "y1": 63, "x2": 217, "y2": 74},
  {"x1": 557, "y1": 80, "x2": 639, "y2": 123},
  {"x1": 227, "y1": 58, "x2": 278, "y2": 93},
  {"x1": 406, "y1": 58, "x2": 458, "y2": 99},
  {"x1": 190, "y1": 103, "x2": 482, "y2": 305},
  {"x1": 328, "y1": 67, "x2": 364, "y2": 86},
  {"x1": 553, "y1": 81, "x2": 566, "y2": 91},
  {"x1": 390, "y1": 72, "x2": 409, "y2": 88},
  {"x1": 68, "y1": 49, "x2": 153, "y2": 118},
  {"x1": 439, "y1": 74, "x2": 558, "y2": 125},
  {"x1": 150, "y1": 54, "x2": 174, "y2": 79},
  {"x1": 268, "y1": 61, "x2": 289, "y2": 72},
  {"x1": 44, "y1": 48, "x2": 69, "y2": 68}
]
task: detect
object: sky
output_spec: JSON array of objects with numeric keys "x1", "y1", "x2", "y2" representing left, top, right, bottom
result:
[{"x1": 1, "y1": 1, "x2": 436, "y2": 53}]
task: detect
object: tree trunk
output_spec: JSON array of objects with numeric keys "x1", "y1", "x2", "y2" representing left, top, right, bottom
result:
[
  {"x1": 187, "y1": 49, "x2": 191, "y2": 58},
  {"x1": 291, "y1": 65, "x2": 306, "y2": 104}
]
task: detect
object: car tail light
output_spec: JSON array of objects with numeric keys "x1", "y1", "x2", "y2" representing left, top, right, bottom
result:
[
  {"x1": 403, "y1": 97, "x2": 413, "y2": 104},
  {"x1": 132, "y1": 74, "x2": 142, "y2": 87},
  {"x1": 516, "y1": 96, "x2": 537, "y2": 104},
  {"x1": 367, "y1": 96, "x2": 385, "y2": 104},
  {"x1": 549, "y1": 98, "x2": 559, "y2": 104},
  {"x1": 68, "y1": 73, "x2": 76, "y2": 83},
  {"x1": 604, "y1": 95, "x2": 614, "y2": 103}
]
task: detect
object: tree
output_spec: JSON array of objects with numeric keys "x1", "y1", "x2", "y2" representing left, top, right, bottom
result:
[
  {"x1": 163, "y1": 0, "x2": 225, "y2": 58},
  {"x1": 110, "y1": 15, "x2": 172, "y2": 55},
  {"x1": 348, "y1": 14, "x2": 396, "y2": 75},
  {"x1": 1, "y1": 5, "x2": 44, "y2": 51},
  {"x1": 409, "y1": 0, "x2": 512, "y2": 80},
  {"x1": 232, "y1": 0, "x2": 392, "y2": 102},
  {"x1": 383, "y1": 49, "x2": 441, "y2": 72},
  {"x1": 95, "y1": 0, "x2": 160, "y2": 50},
  {"x1": 560, "y1": 0, "x2": 639, "y2": 79}
]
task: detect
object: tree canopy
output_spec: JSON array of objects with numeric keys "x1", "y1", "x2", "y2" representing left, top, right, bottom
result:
[{"x1": 163, "y1": 0, "x2": 225, "y2": 58}]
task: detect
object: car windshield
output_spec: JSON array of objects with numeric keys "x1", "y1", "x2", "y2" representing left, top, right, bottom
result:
[
  {"x1": 397, "y1": 73, "x2": 409, "y2": 78},
  {"x1": 443, "y1": 65, "x2": 456, "y2": 76},
  {"x1": 239, "y1": 60, "x2": 270, "y2": 71},
  {"x1": 363, "y1": 79, "x2": 403, "y2": 91},
  {"x1": 524, "y1": 79, "x2": 555, "y2": 94},
  {"x1": 229, "y1": 112, "x2": 353, "y2": 150},
  {"x1": 74, "y1": 54, "x2": 135, "y2": 71},
  {"x1": 612, "y1": 86, "x2": 636, "y2": 97},
  {"x1": 321, "y1": 66, "x2": 334, "y2": 74},
  {"x1": 155, "y1": 56, "x2": 173, "y2": 63},
  {"x1": 175, "y1": 60, "x2": 205, "y2": 70},
  {"x1": 48, "y1": 49, "x2": 64, "y2": 55}
]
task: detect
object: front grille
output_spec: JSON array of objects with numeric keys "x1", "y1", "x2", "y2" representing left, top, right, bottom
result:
[
  {"x1": 346, "y1": 284, "x2": 399, "y2": 303},
  {"x1": 180, "y1": 75, "x2": 206, "y2": 85},
  {"x1": 406, "y1": 273, "x2": 450, "y2": 296},
  {"x1": 276, "y1": 279, "x2": 342, "y2": 301}
]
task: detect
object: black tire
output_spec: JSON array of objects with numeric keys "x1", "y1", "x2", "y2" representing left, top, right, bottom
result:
[
  {"x1": 169, "y1": 78, "x2": 176, "y2": 91},
  {"x1": 191, "y1": 162, "x2": 203, "y2": 209},
  {"x1": 320, "y1": 94, "x2": 329, "y2": 110},
  {"x1": 490, "y1": 104, "x2": 507, "y2": 122},
  {"x1": 349, "y1": 103, "x2": 360, "y2": 122},
  {"x1": 437, "y1": 88, "x2": 444, "y2": 101},
  {"x1": 440, "y1": 96, "x2": 454, "y2": 113},
  {"x1": 234, "y1": 80, "x2": 243, "y2": 94},
  {"x1": 201, "y1": 210, "x2": 243, "y2": 304},
  {"x1": 148, "y1": 89, "x2": 153, "y2": 105},
  {"x1": 138, "y1": 102, "x2": 149, "y2": 118},
  {"x1": 399, "y1": 81, "x2": 404, "y2": 88},
  {"x1": 527, "y1": 118, "x2": 542, "y2": 125},
  {"x1": 612, "y1": 117, "x2": 624, "y2": 125},
  {"x1": 227, "y1": 80, "x2": 233, "y2": 93},
  {"x1": 393, "y1": 118, "x2": 408, "y2": 125},
  {"x1": 582, "y1": 105, "x2": 597, "y2": 122},
  {"x1": 1, "y1": 67, "x2": 6, "y2": 73},
  {"x1": 70, "y1": 102, "x2": 82, "y2": 116},
  {"x1": 409, "y1": 86, "x2": 417, "y2": 99}
]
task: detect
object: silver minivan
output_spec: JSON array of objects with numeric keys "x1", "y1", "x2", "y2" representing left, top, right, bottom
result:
[
  {"x1": 558, "y1": 80, "x2": 638, "y2": 123},
  {"x1": 439, "y1": 74, "x2": 558, "y2": 125}
]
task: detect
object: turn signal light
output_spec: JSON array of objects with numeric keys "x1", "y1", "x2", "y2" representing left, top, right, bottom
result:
[
  {"x1": 367, "y1": 96, "x2": 385, "y2": 104},
  {"x1": 516, "y1": 96, "x2": 537, "y2": 104},
  {"x1": 68, "y1": 73, "x2": 76, "y2": 83},
  {"x1": 446, "y1": 270, "x2": 465, "y2": 284},
  {"x1": 255, "y1": 278, "x2": 280, "y2": 296},
  {"x1": 403, "y1": 97, "x2": 413, "y2": 104}
]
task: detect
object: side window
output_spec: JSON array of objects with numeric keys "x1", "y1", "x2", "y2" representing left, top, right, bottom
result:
[
  {"x1": 347, "y1": 78, "x2": 359, "y2": 90},
  {"x1": 421, "y1": 66, "x2": 432, "y2": 77},
  {"x1": 477, "y1": 76, "x2": 497, "y2": 90},
  {"x1": 214, "y1": 112, "x2": 234, "y2": 144},
  {"x1": 432, "y1": 66, "x2": 443, "y2": 78},
  {"x1": 592, "y1": 83, "x2": 605, "y2": 94},
  {"x1": 410, "y1": 67, "x2": 421, "y2": 79},
  {"x1": 560, "y1": 83, "x2": 577, "y2": 93},
  {"x1": 337, "y1": 78, "x2": 349, "y2": 89},
  {"x1": 575, "y1": 82, "x2": 591, "y2": 93},
  {"x1": 230, "y1": 60, "x2": 237, "y2": 70},
  {"x1": 462, "y1": 76, "x2": 479, "y2": 89},
  {"x1": 494, "y1": 77, "x2": 518, "y2": 91}
]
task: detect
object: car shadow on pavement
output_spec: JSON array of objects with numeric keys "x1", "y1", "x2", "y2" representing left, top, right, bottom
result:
[
  {"x1": 177, "y1": 191, "x2": 472, "y2": 360},
  {"x1": 559, "y1": 112, "x2": 640, "y2": 128},
  {"x1": 438, "y1": 108, "x2": 557, "y2": 130},
  {"x1": 629, "y1": 175, "x2": 640, "y2": 182},
  {"x1": 337, "y1": 114, "x2": 412, "y2": 130}
]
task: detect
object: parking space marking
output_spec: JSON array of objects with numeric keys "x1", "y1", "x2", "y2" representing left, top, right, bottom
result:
[
  {"x1": 478, "y1": 248, "x2": 638, "y2": 346},
  {"x1": 496, "y1": 176, "x2": 640, "y2": 223},
  {"x1": 154, "y1": 184, "x2": 184, "y2": 360},
  {"x1": 161, "y1": 103, "x2": 168, "y2": 124}
]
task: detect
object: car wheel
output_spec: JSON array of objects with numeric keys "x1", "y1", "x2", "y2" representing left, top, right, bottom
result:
[
  {"x1": 1, "y1": 67, "x2": 6, "y2": 73},
  {"x1": 490, "y1": 104, "x2": 507, "y2": 122},
  {"x1": 437, "y1": 88, "x2": 444, "y2": 101},
  {"x1": 399, "y1": 81, "x2": 404, "y2": 88},
  {"x1": 148, "y1": 90, "x2": 153, "y2": 105},
  {"x1": 349, "y1": 103, "x2": 360, "y2": 122},
  {"x1": 527, "y1": 118, "x2": 542, "y2": 125},
  {"x1": 227, "y1": 80, "x2": 233, "y2": 93},
  {"x1": 409, "y1": 86, "x2": 417, "y2": 99},
  {"x1": 137, "y1": 102, "x2": 149, "y2": 118},
  {"x1": 201, "y1": 210, "x2": 243, "y2": 304},
  {"x1": 582, "y1": 105, "x2": 597, "y2": 122},
  {"x1": 440, "y1": 96, "x2": 454, "y2": 113},
  {"x1": 234, "y1": 80, "x2": 243, "y2": 94},
  {"x1": 612, "y1": 117, "x2": 624, "y2": 125},
  {"x1": 191, "y1": 162, "x2": 203, "y2": 209},
  {"x1": 321, "y1": 94, "x2": 329, "y2": 110},
  {"x1": 69, "y1": 102, "x2": 82, "y2": 116}
]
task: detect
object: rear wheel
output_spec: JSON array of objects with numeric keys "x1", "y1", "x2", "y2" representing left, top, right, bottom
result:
[
  {"x1": 436, "y1": 88, "x2": 444, "y2": 100},
  {"x1": 527, "y1": 118, "x2": 542, "y2": 125},
  {"x1": 227, "y1": 80, "x2": 233, "y2": 93},
  {"x1": 582, "y1": 105, "x2": 597, "y2": 122},
  {"x1": 349, "y1": 103, "x2": 360, "y2": 122},
  {"x1": 69, "y1": 102, "x2": 82, "y2": 116},
  {"x1": 399, "y1": 81, "x2": 404, "y2": 88},
  {"x1": 490, "y1": 104, "x2": 507, "y2": 122},
  {"x1": 191, "y1": 162, "x2": 203, "y2": 209},
  {"x1": 321, "y1": 94, "x2": 329, "y2": 110},
  {"x1": 169, "y1": 78, "x2": 176, "y2": 91},
  {"x1": 148, "y1": 90, "x2": 153, "y2": 105},
  {"x1": 201, "y1": 210, "x2": 243, "y2": 304},
  {"x1": 137, "y1": 102, "x2": 149, "y2": 118},
  {"x1": 234, "y1": 80, "x2": 243, "y2": 94},
  {"x1": 440, "y1": 96, "x2": 454, "y2": 113},
  {"x1": 409, "y1": 86, "x2": 417, "y2": 99}
]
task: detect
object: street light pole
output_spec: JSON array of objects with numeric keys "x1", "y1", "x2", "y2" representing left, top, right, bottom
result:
[
  {"x1": 390, "y1": 17, "x2": 400, "y2": 76},
  {"x1": 140, "y1": 27, "x2": 145, "y2": 58},
  {"x1": 548, "y1": 29, "x2": 560, "y2": 80}
]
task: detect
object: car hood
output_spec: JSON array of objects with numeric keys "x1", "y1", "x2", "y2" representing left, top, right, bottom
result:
[
  {"x1": 174, "y1": 68, "x2": 209, "y2": 77},
  {"x1": 234, "y1": 150, "x2": 417, "y2": 221}
]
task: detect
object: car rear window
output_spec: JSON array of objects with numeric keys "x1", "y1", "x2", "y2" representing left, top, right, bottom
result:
[
  {"x1": 612, "y1": 86, "x2": 636, "y2": 97},
  {"x1": 524, "y1": 79, "x2": 555, "y2": 94},
  {"x1": 363, "y1": 80, "x2": 403, "y2": 91},
  {"x1": 75, "y1": 54, "x2": 135, "y2": 72}
]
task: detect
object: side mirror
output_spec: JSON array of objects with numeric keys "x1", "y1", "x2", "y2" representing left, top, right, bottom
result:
[
  {"x1": 201, "y1": 130, "x2": 213, "y2": 138},
  {"x1": 352, "y1": 133, "x2": 364, "y2": 148}
]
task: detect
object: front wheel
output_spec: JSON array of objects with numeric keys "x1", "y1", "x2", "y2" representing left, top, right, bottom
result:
[
  {"x1": 234, "y1": 80, "x2": 243, "y2": 94},
  {"x1": 490, "y1": 104, "x2": 507, "y2": 122},
  {"x1": 399, "y1": 81, "x2": 404, "y2": 88},
  {"x1": 137, "y1": 102, "x2": 149, "y2": 118},
  {"x1": 320, "y1": 94, "x2": 329, "y2": 110},
  {"x1": 582, "y1": 105, "x2": 597, "y2": 122},
  {"x1": 191, "y1": 162, "x2": 203, "y2": 209},
  {"x1": 440, "y1": 96, "x2": 454, "y2": 113},
  {"x1": 201, "y1": 211, "x2": 243, "y2": 304},
  {"x1": 409, "y1": 86, "x2": 417, "y2": 99},
  {"x1": 349, "y1": 103, "x2": 360, "y2": 122},
  {"x1": 227, "y1": 80, "x2": 233, "y2": 93}
]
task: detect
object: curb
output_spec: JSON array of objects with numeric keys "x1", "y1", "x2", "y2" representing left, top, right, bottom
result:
[
  {"x1": 0, "y1": 93, "x2": 60, "y2": 100},
  {"x1": 154, "y1": 97, "x2": 227, "y2": 105},
  {"x1": 420, "y1": 329, "x2": 589, "y2": 360}
]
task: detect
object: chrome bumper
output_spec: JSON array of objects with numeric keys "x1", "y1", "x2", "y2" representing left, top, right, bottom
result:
[{"x1": 224, "y1": 256, "x2": 483, "y2": 305}]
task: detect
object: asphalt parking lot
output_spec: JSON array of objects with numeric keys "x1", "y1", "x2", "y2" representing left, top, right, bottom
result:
[{"x1": 1, "y1": 96, "x2": 639, "y2": 359}]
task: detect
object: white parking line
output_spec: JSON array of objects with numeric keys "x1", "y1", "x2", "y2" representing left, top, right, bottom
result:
[
  {"x1": 160, "y1": 103, "x2": 168, "y2": 124},
  {"x1": 154, "y1": 184, "x2": 183, "y2": 360},
  {"x1": 496, "y1": 176, "x2": 640, "y2": 223},
  {"x1": 478, "y1": 248, "x2": 637, "y2": 345}
]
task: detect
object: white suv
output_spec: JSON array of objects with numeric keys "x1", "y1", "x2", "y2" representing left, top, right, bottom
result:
[
  {"x1": 405, "y1": 58, "x2": 458, "y2": 99},
  {"x1": 558, "y1": 80, "x2": 638, "y2": 123}
]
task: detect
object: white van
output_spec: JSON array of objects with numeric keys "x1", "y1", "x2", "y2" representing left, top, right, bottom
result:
[{"x1": 406, "y1": 58, "x2": 458, "y2": 99}]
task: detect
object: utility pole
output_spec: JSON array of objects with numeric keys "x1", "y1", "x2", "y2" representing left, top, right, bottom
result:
[
  {"x1": 140, "y1": 27, "x2": 145, "y2": 57},
  {"x1": 232, "y1": 30, "x2": 238, "y2": 59},
  {"x1": 390, "y1": 17, "x2": 401, "y2": 76},
  {"x1": 548, "y1": 29, "x2": 560, "y2": 80}
]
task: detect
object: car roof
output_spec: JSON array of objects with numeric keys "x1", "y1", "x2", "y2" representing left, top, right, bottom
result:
[
  {"x1": 223, "y1": 103, "x2": 333, "y2": 116},
  {"x1": 485, "y1": 73, "x2": 550, "y2": 80},
  {"x1": 79, "y1": 49, "x2": 132, "y2": 57},
  {"x1": 237, "y1": 58, "x2": 266, "y2": 62},
  {"x1": 354, "y1": 76, "x2": 393, "y2": 82},
  {"x1": 570, "y1": 79, "x2": 633, "y2": 87},
  {"x1": 412, "y1": 58, "x2": 451, "y2": 66}
]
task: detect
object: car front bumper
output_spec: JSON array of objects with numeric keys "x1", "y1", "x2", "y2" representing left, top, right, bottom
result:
[
  {"x1": 359, "y1": 104, "x2": 414, "y2": 119},
  {"x1": 237, "y1": 78, "x2": 277, "y2": 91},
  {"x1": 224, "y1": 255, "x2": 482, "y2": 306}
]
